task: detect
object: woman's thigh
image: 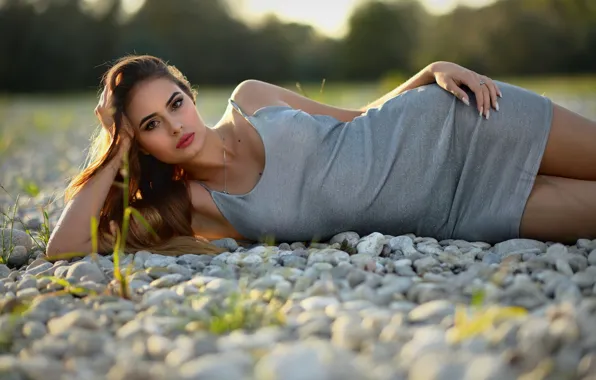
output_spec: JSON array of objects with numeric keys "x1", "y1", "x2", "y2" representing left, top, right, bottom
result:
[
  {"x1": 519, "y1": 174, "x2": 596, "y2": 244},
  {"x1": 538, "y1": 103, "x2": 596, "y2": 181}
]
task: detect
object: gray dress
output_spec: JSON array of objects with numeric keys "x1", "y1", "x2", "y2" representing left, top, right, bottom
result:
[{"x1": 197, "y1": 81, "x2": 553, "y2": 245}]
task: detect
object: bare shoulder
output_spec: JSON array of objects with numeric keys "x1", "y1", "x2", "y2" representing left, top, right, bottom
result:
[
  {"x1": 230, "y1": 79, "x2": 363, "y2": 123},
  {"x1": 230, "y1": 80, "x2": 289, "y2": 116}
]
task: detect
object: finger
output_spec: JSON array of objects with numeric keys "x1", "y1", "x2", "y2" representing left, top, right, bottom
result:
[
  {"x1": 99, "y1": 87, "x2": 106, "y2": 105},
  {"x1": 481, "y1": 84, "x2": 491, "y2": 119},
  {"x1": 482, "y1": 76, "x2": 499, "y2": 111},
  {"x1": 445, "y1": 79, "x2": 470, "y2": 106},
  {"x1": 466, "y1": 76, "x2": 485, "y2": 116}
]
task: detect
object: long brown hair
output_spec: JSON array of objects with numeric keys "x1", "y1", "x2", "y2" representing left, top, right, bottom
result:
[{"x1": 65, "y1": 55, "x2": 226, "y2": 255}]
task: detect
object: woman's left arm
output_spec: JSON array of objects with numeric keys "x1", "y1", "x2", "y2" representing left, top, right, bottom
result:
[
  {"x1": 232, "y1": 62, "x2": 501, "y2": 123},
  {"x1": 363, "y1": 61, "x2": 502, "y2": 119}
]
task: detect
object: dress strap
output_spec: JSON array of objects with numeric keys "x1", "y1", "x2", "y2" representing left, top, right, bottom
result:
[
  {"x1": 229, "y1": 98, "x2": 250, "y2": 119},
  {"x1": 196, "y1": 181, "x2": 212, "y2": 193}
]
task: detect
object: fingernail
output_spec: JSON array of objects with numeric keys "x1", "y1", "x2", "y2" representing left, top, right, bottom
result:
[
  {"x1": 496, "y1": 102, "x2": 499, "y2": 111},
  {"x1": 498, "y1": 91, "x2": 503, "y2": 98},
  {"x1": 479, "y1": 107, "x2": 483, "y2": 117},
  {"x1": 486, "y1": 110, "x2": 490, "y2": 120},
  {"x1": 462, "y1": 97, "x2": 470, "y2": 106}
]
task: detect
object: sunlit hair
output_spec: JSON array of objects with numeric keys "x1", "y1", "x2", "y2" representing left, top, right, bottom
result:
[{"x1": 64, "y1": 55, "x2": 226, "y2": 255}]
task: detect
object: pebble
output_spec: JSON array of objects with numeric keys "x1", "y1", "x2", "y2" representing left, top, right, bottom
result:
[{"x1": 7, "y1": 245, "x2": 29, "y2": 268}]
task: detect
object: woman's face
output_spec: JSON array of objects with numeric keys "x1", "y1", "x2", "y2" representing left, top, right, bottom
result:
[{"x1": 125, "y1": 77, "x2": 206, "y2": 164}]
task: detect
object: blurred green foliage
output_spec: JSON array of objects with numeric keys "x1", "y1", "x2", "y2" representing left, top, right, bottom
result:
[{"x1": 0, "y1": 0, "x2": 594, "y2": 93}]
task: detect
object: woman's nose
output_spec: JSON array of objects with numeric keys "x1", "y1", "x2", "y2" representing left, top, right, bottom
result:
[{"x1": 171, "y1": 123, "x2": 183, "y2": 135}]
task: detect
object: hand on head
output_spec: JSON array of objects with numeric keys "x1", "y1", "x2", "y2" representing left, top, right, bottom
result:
[{"x1": 95, "y1": 85, "x2": 133, "y2": 148}]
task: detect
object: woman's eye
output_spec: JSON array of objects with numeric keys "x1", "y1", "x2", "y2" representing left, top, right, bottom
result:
[
  {"x1": 172, "y1": 98, "x2": 183, "y2": 109},
  {"x1": 145, "y1": 120, "x2": 158, "y2": 131}
]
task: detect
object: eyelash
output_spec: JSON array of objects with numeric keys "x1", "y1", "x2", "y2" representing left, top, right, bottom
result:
[{"x1": 144, "y1": 97, "x2": 183, "y2": 131}]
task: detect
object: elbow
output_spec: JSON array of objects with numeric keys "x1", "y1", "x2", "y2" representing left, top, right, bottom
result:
[{"x1": 45, "y1": 237, "x2": 90, "y2": 260}]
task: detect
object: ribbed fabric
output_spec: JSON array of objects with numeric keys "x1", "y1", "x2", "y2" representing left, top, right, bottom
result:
[{"x1": 197, "y1": 81, "x2": 553, "y2": 244}]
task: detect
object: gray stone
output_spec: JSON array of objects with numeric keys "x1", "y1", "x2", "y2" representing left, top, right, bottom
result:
[
  {"x1": 0, "y1": 264, "x2": 10, "y2": 278},
  {"x1": 22, "y1": 321, "x2": 47, "y2": 340},
  {"x1": 332, "y1": 315, "x2": 370, "y2": 350},
  {"x1": 389, "y1": 235, "x2": 418, "y2": 256},
  {"x1": 330, "y1": 231, "x2": 360, "y2": 249},
  {"x1": 18, "y1": 357, "x2": 63, "y2": 380},
  {"x1": 0, "y1": 228, "x2": 33, "y2": 252},
  {"x1": 142, "y1": 289, "x2": 184, "y2": 307},
  {"x1": 133, "y1": 250, "x2": 153, "y2": 268},
  {"x1": 414, "y1": 256, "x2": 439, "y2": 274},
  {"x1": 280, "y1": 255, "x2": 307, "y2": 269},
  {"x1": 16, "y1": 288, "x2": 39, "y2": 299},
  {"x1": 409, "y1": 300, "x2": 455, "y2": 324},
  {"x1": 16, "y1": 277, "x2": 36, "y2": 291},
  {"x1": 210, "y1": 237, "x2": 239, "y2": 252},
  {"x1": 588, "y1": 249, "x2": 596, "y2": 266},
  {"x1": 300, "y1": 296, "x2": 339, "y2": 311},
  {"x1": 571, "y1": 271, "x2": 596, "y2": 288},
  {"x1": 145, "y1": 254, "x2": 177, "y2": 268},
  {"x1": 416, "y1": 244, "x2": 443, "y2": 256},
  {"x1": 347, "y1": 269, "x2": 366, "y2": 288},
  {"x1": 47, "y1": 310, "x2": 100, "y2": 335},
  {"x1": 66, "y1": 261, "x2": 105, "y2": 283},
  {"x1": 493, "y1": 239, "x2": 546, "y2": 255},
  {"x1": 241, "y1": 254, "x2": 263, "y2": 266},
  {"x1": 482, "y1": 252, "x2": 501, "y2": 265},
  {"x1": 555, "y1": 259, "x2": 574, "y2": 276},
  {"x1": 254, "y1": 340, "x2": 364, "y2": 380},
  {"x1": 6, "y1": 246, "x2": 29, "y2": 268},
  {"x1": 179, "y1": 351, "x2": 252, "y2": 380},
  {"x1": 150, "y1": 273, "x2": 186, "y2": 288},
  {"x1": 307, "y1": 249, "x2": 350, "y2": 266},
  {"x1": 555, "y1": 280, "x2": 583, "y2": 304},
  {"x1": 356, "y1": 232, "x2": 386, "y2": 256}
]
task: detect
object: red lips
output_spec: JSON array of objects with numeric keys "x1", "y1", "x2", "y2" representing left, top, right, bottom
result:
[{"x1": 176, "y1": 133, "x2": 194, "y2": 148}]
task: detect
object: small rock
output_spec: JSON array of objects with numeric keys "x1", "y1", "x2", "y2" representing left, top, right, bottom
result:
[
  {"x1": 307, "y1": 249, "x2": 350, "y2": 266},
  {"x1": 145, "y1": 254, "x2": 177, "y2": 268},
  {"x1": 588, "y1": 249, "x2": 596, "y2": 266},
  {"x1": 142, "y1": 289, "x2": 184, "y2": 307},
  {"x1": 6, "y1": 246, "x2": 29, "y2": 268},
  {"x1": 150, "y1": 274, "x2": 186, "y2": 288},
  {"x1": 0, "y1": 264, "x2": 10, "y2": 278},
  {"x1": 0, "y1": 228, "x2": 33, "y2": 252},
  {"x1": 356, "y1": 232, "x2": 386, "y2": 256},
  {"x1": 414, "y1": 257, "x2": 439, "y2": 274},
  {"x1": 254, "y1": 340, "x2": 364, "y2": 380},
  {"x1": 241, "y1": 254, "x2": 263, "y2": 266},
  {"x1": 66, "y1": 262, "x2": 105, "y2": 283},
  {"x1": 571, "y1": 272, "x2": 595, "y2": 288},
  {"x1": 47, "y1": 310, "x2": 100, "y2": 335},
  {"x1": 300, "y1": 296, "x2": 339, "y2": 311},
  {"x1": 409, "y1": 300, "x2": 455, "y2": 324},
  {"x1": 389, "y1": 235, "x2": 418, "y2": 256},
  {"x1": 493, "y1": 239, "x2": 546, "y2": 255},
  {"x1": 330, "y1": 232, "x2": 360, "y2": 249},
  {"x1": 179, "y1": 351, "x2": 252, "y2": 379},
  {"x1": 555, "y1": 259, "x2": 574, "y2": 276},
  {"x1": 210, "y1": 237, "x2": 238, "y2": 252}
]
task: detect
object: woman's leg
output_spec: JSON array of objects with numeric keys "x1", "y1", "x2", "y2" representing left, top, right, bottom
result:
[
  {"x1": 538, "y1": 103, "x2": 596, "y2": 181},
  {"x1": 519, "y1": 174, "x2": 596, "y2": 243}
]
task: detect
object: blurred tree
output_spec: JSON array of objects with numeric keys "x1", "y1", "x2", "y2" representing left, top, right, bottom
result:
[
  {"x1": 341, "y1": 0, "x2": 426, "y2": 80},
  {"x1": 0, "y1": 0, "x2": 594, "y2": 92}
]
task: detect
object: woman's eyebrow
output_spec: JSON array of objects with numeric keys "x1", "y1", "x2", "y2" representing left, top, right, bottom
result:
[{"x1": 139, "y1": 91, "x2": 181, "y2": 127}]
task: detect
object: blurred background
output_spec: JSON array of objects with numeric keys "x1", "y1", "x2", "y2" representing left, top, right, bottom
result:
[{"x1": 0, "y1": 0, "x2": 595, "y2": 228}]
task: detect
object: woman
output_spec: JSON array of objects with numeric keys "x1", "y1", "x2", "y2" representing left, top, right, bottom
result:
[{"x1": 46, "y1": 55, "x2": 596, "y2": 257}]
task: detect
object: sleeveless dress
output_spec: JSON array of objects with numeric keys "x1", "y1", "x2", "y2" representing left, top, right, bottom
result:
[{"x1": 197, "y1": 81, "x2": 553, "y2": 245}]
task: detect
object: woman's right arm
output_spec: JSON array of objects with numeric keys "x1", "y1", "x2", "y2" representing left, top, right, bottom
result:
[
  {"x1": 46, "y1": 87, "x2": 131, "y2": 258},
  {"x1": 45, "y1": 140, "x2": 129, "y2": 258}
]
